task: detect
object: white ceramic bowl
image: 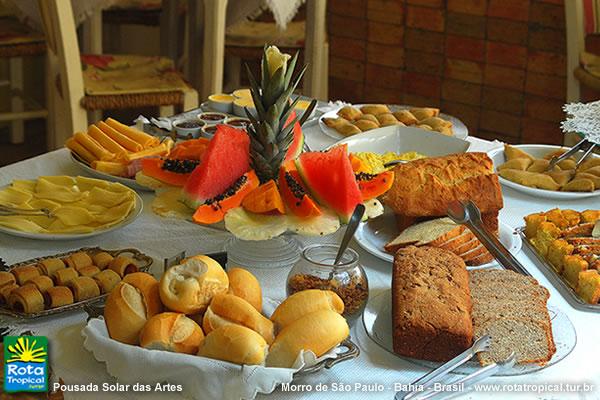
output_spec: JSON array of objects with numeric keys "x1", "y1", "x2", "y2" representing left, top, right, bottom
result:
[
  {"x1": 173, "y1": 119, "x2": 205, "y2": 139},
  {"x1": 198, "y1": 111, "x2": 227, "y2": 125},
  {"x1": 207, "y1": 94, "x2": 234, "y2": 114},
  {"x1": 224, "y1": 117, "x2": 250, "y2": 130},
  {"x1": 201, "y1": 124, "x2": 219, "y2": 139},
  {"x1": 489, "y1": 144, "x2": 600, "y2": 199}
]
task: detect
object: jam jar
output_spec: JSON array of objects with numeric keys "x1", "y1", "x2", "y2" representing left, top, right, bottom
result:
[{"x1": 286, "y1": 244, "x2": 368, "y2": 322}]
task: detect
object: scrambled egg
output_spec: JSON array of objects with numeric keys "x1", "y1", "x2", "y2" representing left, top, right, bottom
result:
[{"x1": 352, "y1": 151, "x2": 426, "y2": 174}]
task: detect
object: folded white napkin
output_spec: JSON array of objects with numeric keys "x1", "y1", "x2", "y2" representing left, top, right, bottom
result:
[{"x1": 82, "y1": 317, "x2": 338, "y2": 400}]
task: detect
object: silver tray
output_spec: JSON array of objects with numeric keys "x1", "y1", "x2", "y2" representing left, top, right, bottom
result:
[
  {"x1": 518, "y1": 228, "x2": 600, "y2": 313},
  {"x1": 0, "y1": 247, "x2": 153, "y2": 319}
]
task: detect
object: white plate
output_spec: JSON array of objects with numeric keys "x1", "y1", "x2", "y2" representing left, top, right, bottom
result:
[
  {"x1": 362, "y1": 290, "x2": 576, "y2": 376},
  {"x1": 319, "y1": 104, "x2": 468, "y2": 140},
  {"x1": 332, "y1": 125, "x2": 470, "y2": 156},
  {"x1": 354, "y1": 209, "x2": 521, "y2": 269},
  {"x1": 0, "y1": 191, "x2": 143, "y2": 241},
  {"x1": 70, "y1": 152, "x2": 152, "y2": 192},
  {"x1": 489, "y1": 144, "x2": 600, "y2": 199}
]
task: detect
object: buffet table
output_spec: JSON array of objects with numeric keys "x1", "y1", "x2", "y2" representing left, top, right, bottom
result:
[{"x1": 1, "y1": 123, "x2": 599, "y2": 400}]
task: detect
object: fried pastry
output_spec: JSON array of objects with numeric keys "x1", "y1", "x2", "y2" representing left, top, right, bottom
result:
[
  {"x1": 376, "y1": 113, "x2": 400, "y2": 127},
  {"x1": 360, "y1": 104, "x2": 390, "y2": 115},
  {"x1": 575, "y1": 172, "x2": 600, "y2": 189},
  {"x1": 323, "y1": 117, "x2": 347, "y2": 129},
  {"x1": 579, "y1": 158, "x2": 600, "y2": 171},
  {"x1": 583, "y1": 166, "x2": 600, "y2": 177},
  {"x1": 409, "y1": 107, "x2": 439, "y2": 120},
  {"x1": 527, "y1": 159, "x2": 555, "y2": 173},
  {"x1": 337, "y1": 106, "x2": 362, "y2": 121},
  {"x1": 44, "y1": 286, "x2": 74, "y2": 308},
  {"x1": 356, "y1": 114, "x2": 380, "y2": 125},
  {"x1": 419, "y1": 117, "x2": 452, "y2": 130},
  {"x1": 415, "y1": 124, "x2": 433, "y2": 131},
  {"x1": 561, "y1": 178, "x2": 595, "y2": 192},
  {"x1": 392, "y1": 110, "x2": 418, "y2": 125},
  {"x1": 504, "y1": 145, "x2": 534, "y2": 161},
  {"x1": 38, "y1": 258, "x2": 65, "y2": 276},
  {"x1": 436, "y1": 126, "x2": 453, "y2": 136},
  {"x1": 546, "y1": 170, "x2": 574, "y2": 186},
  {"x1": 498, "y1": 169, "x2": 560, "y2": 191},
  {"x1": 557, "y1": 159, "x2": 576, "y2": 170},
  {"x1": 354, "y1": 119, "x2": 379, "y2": 132},
  {"x1": 498, "y1": 158, "x2": 533, "y2": 171},
  {"x1": 324, "y1": 117, "x2": 361, "y2": 136}
]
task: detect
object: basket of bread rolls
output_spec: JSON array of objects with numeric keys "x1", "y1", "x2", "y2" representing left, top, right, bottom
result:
[{"x1": 82, "y1": 254, "x2": 358, "y2": 400}]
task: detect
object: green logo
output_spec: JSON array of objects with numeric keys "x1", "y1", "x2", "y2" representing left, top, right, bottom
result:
[{"x1": 3, "y1": 336, "x2": 48, "y2": 393}]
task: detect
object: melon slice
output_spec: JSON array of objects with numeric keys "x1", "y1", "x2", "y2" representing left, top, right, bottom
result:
[
  {"x1": 182, "y1": 125, "x2": 250, "y2": 208},
  {"x1": 296, "y1": 146, "x2": 363, "y2": 223}
]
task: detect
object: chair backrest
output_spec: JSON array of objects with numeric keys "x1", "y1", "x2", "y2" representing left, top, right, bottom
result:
[{"x1": 38, "y1": 0, "x2": 87, "y2": 148}]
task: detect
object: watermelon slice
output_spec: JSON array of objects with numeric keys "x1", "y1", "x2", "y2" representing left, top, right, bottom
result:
[
  {"x1": 182, "y1": 125, "x2": 250, "y2": 208},
  {"x1": 284, "y1": 111, "x2": 304, "y2": 161},
  {"x1": 296, "y1": 146, "x2": 363, "y2": 223}
]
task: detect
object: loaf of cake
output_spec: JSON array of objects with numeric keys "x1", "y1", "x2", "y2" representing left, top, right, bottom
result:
[
  {"x1": 383, "y1": 153, "x2": 504, "y2": 217},
  {"x1": 392, "y1": 246, "x2": 473, "y2": 362}
]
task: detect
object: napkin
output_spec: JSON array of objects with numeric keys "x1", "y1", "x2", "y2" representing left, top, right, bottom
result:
[{"x1": 82, "y1": 317, "x2": 339, "y2": 400}]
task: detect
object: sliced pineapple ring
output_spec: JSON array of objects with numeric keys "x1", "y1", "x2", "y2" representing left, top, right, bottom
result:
[
  {"x1": 363, "y1": 198, "x2": 384, "y2": 220},
  {"x1": 152, "y1": 188, "x2": 194, "y2": 220},
  {"x1": 225, "y1": 207, "x2": 289, "y2": 241},
  {"x1": 287, "y1": 208, "x2": 340, "y2": 237}
]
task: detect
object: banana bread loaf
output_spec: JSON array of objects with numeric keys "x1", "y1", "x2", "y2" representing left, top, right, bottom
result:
[{"x1": 392, "y1": 246, "x2": 473, "y2": 362}]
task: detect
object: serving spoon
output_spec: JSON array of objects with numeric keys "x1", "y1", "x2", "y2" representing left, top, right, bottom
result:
[{"x1": 334, "y1": 204, "x2": 366, "y2": 265}]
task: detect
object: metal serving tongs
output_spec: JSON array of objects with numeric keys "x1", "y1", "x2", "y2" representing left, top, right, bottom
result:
[
  {"x1": 546, "y1": 138, "x2": 596, "y2": 172},
  {"x1": 401, "y1": 352, "x2": 517, "y2": 400},
  {"x1": 446, "y1": 200, "x2": 530, "y2": 276},
  {"x1": 394, "y1": 335, "x2": 492, "y2": 400},
  {"x1": 0, "y1": 204, "x2": 53, "y2": 218}
]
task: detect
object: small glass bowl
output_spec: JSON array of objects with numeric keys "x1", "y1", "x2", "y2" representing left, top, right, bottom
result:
[{"x1": 286, "y1": 244, "x2": 369, "y2": 323}]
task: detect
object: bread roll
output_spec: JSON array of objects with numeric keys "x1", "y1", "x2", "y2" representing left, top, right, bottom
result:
[
  {"x1": 78, "y1": 265, "x2": 101, "y2": 278},
  {"x1": 227, "y1": 268, "x2": 262, "y2": 311},
  {"x1": 203, "y1": 294, "x2": 274, "y2": 344},
  {"x1": 64, "y1": 251, "x2": 93, "y2": 271},
  {"x1": 11, "y1": 265, "x2": 40, "y2": 285},
  {"x1": 44, "y1": 286, "x2": 74, "y2": 308},
  {"x1": 94, "y1": 269, "x2": 121, "y2": 293},
  {"x1": 27, "y1": 275, "x2": 54, "y2": 294},
  {"x1": 159, "y1": 255, "x2": 228, "y2": 314},
  {"x1": 266, "y1": 310, "x2": 349, "y2": 368},
  {"x1": 270, "y1": 290, "x2": 344, "y2": 330},
  {"x1": 109, "y1": 255, "x2": 138, "y2": 277},
  {"x1": 9, "y1": 285, "x2": 44, "y2": 314},
  {"x1": 104, "y1": 282, "x2": 147, "y2": 345},
  {"x1": 37, "y1": 258, "x2": 65, "y2": 276},
  {"x1": 92, "y1": 252, "x2": 114, "y2": 270},
  {"x1": 0, "y1": 271, "x2": 16, "y2": 288},
  {"x1": 198, "y1": 325, "x2": 267, "y2": 365},
  {"x1": 53, "y1": 267, "x2": 78, "y2": 286},
  {"x1": 122, "y1": 272, "x2": 162, "y2": 317},
  {"x1": 140, "y1": 312, "x2": 205, "y2": 354},
  {"x1": 0, "y1": 283, "x2": 19, "y2": 304},
  {"x1": 68, "y1": 277, "x2": 100, "y2": 301}
]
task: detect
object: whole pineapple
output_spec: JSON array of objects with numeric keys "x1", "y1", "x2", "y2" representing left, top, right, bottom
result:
[{"x1": 245, "y1": 46, "x2": 317, "y2": 182}]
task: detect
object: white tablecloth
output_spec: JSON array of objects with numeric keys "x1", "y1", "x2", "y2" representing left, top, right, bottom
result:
[{"x1": 1, "y1": 124, "x2": 599, "y2": 400}]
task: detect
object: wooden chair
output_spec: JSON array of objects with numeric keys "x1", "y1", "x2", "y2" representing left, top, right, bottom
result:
[
  {"x1": 39, "y1": 0, "x2": 198, "y2": 150},
  {"x1": 0, "y1": 16, "x2": 47, "y2": 144}
]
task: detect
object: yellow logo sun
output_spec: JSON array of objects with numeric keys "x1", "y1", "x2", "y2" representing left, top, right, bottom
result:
[{"x1": 6, "y1": 337, "x2": 47, "y2": 363}]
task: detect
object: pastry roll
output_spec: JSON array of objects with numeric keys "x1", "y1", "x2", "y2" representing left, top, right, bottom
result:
[
  {"x1": 65, "y1": 137, "x2": 97, "y2": 164},
  {"x1": 97, "y1": 121, "x2": 143, "y2": 152},
  {"x1": 337, "y1": 106, "x2": 362, "y2": 121},
  {"x1": 0, "y1": 283, "x2": 18, "y2": 304},
  {"x1": 37, "y1": 258, "x2": 66, "y2": 276},
  {"x1": 393, "y1": 110, "x2": 418, "y2": 125},
  {"x1": 73, "y1": 132, "x2": 114, "y2": 161},
  {"x1": 419, "y1": 117, "x2": 451, "y2": 130},
  {"x1": 504, "y1": 145, "x2": 534, "y2": 161},
  {"x1": 88, "y1": 124, "x2": 128, "y2": 158},
  {"x1": 68, "y1": 276, "x2": 100, "y2": 302},
  {"x1": 360, "y1": 104, "x2": 390, "y2": 115},
  {"x1": 409, "y1": 107, "x2": 439, "y2": 120},
  {"x1": 64, "y1": 251, "x2": 93, "y2": 271},
  {"x1": 0, "y1": 271, "x2": 16, "y2": 288},
  {"x1": 357, "y1": 114, "x2": 380, "y2": 125},
  {"x1": 44, "y1": 286, "x2": 74, "y2": 308},
  {"x1": 376, "y1": 113, "x2": 400, "y2": 127},
  {"x1": 27, "y1": 275, "x2": 54, "y2": 294},
  {"x1": 94, "y1": 269, "x2": 122, "y2": 294},
  {"x1": 498, "y1": 158, "x2": 533, "y2": 171},
  {"x1": 109, "y1": 256, "x2": 139, "y2": 277},
  {"x1": 11, "y1": 265, "x2": 40, "y2": 285},
  {"x1": 53, "y1": 267, "x2": 79, "y2": 286},
  {"x1": 354, "y1": 119, "x2": 379, "y2": 132},
  {"x1": 9, "y1": 285, "x2": 44, "y2": 313},
  {"x1": 105, "y1": 118, "x2": 159, "y2": 148},
  {"x1": 92, "y1": 252, "x2": 114, "y2": 270},
  {"x1": 78, "y1": 265, "x2": 101, "y2": 278}
]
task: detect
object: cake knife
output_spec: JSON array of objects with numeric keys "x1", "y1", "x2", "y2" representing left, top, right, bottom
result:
[
  {"x1": 396, "y1": 335, "x2": 491, "y2": 400},
  {"x1": 446, "y1": 200, "x2": 530, "y2": 276}
]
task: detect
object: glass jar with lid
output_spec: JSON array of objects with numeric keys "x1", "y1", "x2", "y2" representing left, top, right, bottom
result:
[{"x1": 286, "y1": 244, "x2": 368, "y2": 322}]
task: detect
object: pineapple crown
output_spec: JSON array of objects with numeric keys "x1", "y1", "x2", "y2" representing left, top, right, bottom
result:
[{"x1": 244, "y1": 45, "x2": 317, "y2": 182}]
